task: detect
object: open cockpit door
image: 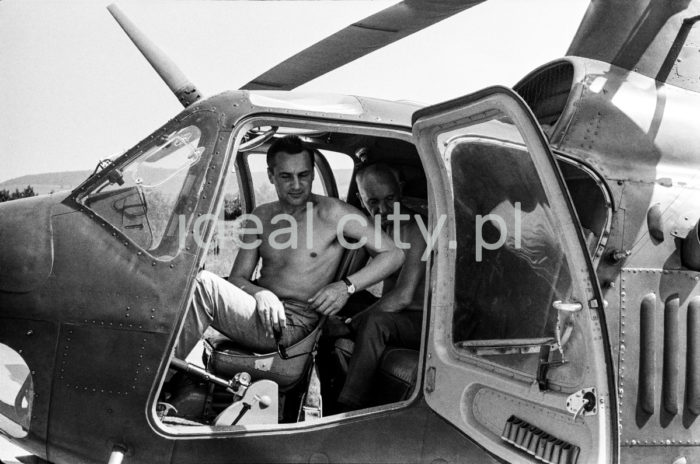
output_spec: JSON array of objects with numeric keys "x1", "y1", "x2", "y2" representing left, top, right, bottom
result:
[{"x1": 412, "y1": 86, "x2": 616, "y2": 464}]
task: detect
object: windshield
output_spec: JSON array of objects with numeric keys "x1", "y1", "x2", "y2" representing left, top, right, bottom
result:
[{"x1": 78, "y1": 112, "x2": 219, "y2": 260}]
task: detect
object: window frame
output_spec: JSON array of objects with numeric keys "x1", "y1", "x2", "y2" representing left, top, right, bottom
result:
[{"x1": 153, "y1": 115, "x2": 432, "y2": 438}]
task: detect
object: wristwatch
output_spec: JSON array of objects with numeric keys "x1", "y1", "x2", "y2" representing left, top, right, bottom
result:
[{"x1": 342, "y1": 277, "x2": 356, "y2": 295}]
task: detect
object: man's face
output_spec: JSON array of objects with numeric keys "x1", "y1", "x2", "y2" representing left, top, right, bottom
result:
[
  {"x1": 357, "y1": 171, "x2": 401, "y2": 226},
  {"x1": 267, "y1": 150, "x2": 314, "y2": 207}
]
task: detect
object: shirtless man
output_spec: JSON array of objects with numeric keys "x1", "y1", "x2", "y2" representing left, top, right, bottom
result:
[
  {"x1": 336, "y1": 163, "x2": 427, "y2": 410},
  {"x1": 176, "y1": 136, "x2": 404, "y2": 358}
]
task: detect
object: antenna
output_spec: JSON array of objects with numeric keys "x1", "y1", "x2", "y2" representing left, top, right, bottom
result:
[{"x1": 107, "y1": 3, "x2": 202, "y2": 107}]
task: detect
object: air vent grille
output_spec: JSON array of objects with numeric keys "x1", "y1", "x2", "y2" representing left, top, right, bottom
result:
[
  {"x1": 514, "y1": 63, "x2": 574, "y2": 128},
  {"x1": 501, "y1": 415, "x2": 580, "y2": 464}
]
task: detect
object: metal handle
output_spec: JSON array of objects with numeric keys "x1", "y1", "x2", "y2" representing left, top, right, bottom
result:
[{"x1": 553, "y1": 300, "x2": 582, "y2": 313}]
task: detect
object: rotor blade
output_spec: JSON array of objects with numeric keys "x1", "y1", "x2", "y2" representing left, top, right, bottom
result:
[
  {"x1": 107, "y1": 3, "x2": 202, "y2": 107},
  {"x1": 242, "y1": 0, "x2": 486, "y2": 91}
]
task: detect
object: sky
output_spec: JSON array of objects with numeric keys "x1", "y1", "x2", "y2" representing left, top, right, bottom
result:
[{"x1": 0, "y1": 0, "x2": 590, "y2": 183}]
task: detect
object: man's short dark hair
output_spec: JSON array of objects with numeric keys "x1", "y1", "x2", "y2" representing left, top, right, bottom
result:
[{"x1": 266, "y1": 135, "x2": 314, "y2": 170}]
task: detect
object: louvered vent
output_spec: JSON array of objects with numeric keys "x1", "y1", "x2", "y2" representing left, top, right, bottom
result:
[
  {"x1": 514, "y1": 62, "x2": 574, "y2": 129},
  {"x1": 501, "y1": 415, "x2": 580, "y2": 464}
]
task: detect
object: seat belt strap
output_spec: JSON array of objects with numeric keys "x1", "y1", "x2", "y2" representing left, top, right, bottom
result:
[{"x1": 300, "y1": 354, "x2": 322, "y2": 421}]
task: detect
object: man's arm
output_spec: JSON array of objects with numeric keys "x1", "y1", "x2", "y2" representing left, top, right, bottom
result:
[
  {"x1": 228, "y1": 208, "x2": 286, "y2": 337},
  {"x1": 228, "y1": 210, "x2": 264, "y2": 294},
  {"x1": 364, "y1": 221, "x2": 426, "y2": 313},
  {"x1": 309, "y1": 201, "x2": 404, "y2": 315}
]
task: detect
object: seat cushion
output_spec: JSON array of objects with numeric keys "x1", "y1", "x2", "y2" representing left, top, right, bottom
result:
[
  {"x1": 203, "y1": 326, "x2": 321, "y2": 391},
  {"x1": 372, "y1": 347, "x2": 419, "y2": 405}
]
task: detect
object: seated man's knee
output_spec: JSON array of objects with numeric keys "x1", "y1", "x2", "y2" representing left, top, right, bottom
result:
[
  {"x1": 196, "y1": 269, "x2": 218, "y2": 287},
  {"x1": 356, "y1": 311, "x2": 394, "y2": 338}
]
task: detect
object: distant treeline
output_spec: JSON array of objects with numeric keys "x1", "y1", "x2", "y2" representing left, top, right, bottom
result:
[{"x1": 0, "y1": 185, "x2": 37, "y2": 203}]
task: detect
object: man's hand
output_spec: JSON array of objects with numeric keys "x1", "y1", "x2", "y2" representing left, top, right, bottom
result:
[
  {"x1": 254, "y1": 290, "x2": 286, "y2": 337},
  {"x1": 308, "y1": 281, "x2": 350, "y2": 316}
]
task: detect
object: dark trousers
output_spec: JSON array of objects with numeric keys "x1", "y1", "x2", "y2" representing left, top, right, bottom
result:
[{"x1": 338, "y1": 310, "x2": 422, "y2": 408}]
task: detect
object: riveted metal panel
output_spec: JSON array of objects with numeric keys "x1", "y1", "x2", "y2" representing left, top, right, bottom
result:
[
  {"x1": 549, "y1": 59, "x2": 700, "y2": 186},
  {"x1": 48, "y1": 324, "x2": 171, "y2": 464},
  {"x1": 619, "y1": 268, "x2": 700, "y2": 447}
]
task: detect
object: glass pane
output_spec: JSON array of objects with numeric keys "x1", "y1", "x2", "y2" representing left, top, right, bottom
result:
[
  {"x1": 319, "y1": 150, "x2": 355, "y2": 200},
  {"x1": 204, "y1": 166, "x2": 243, "y2": 277},
  {"x1": 0, "y1": 344, "x2": 33, "y2": 438},
  {"x1": 81, "y1": 118, "x2": 214, "y2": 260},
  {"x1": 444, "y1": 113, "x2": 573, "y2": 353}
]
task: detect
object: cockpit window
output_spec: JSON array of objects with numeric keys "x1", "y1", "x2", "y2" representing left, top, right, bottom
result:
[
  {"x1": 79, "y1": 112, "x2": 218, "y2": 260},
  {"x1": 0, "y1": 344, "x2": 33, "y2": 438}
]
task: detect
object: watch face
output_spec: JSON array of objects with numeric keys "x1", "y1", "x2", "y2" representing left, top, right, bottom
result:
[{"x1": 343, "y1": 278, "x2": 355, "y2": 294}]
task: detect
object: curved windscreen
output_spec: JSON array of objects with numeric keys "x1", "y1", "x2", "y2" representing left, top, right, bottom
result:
[{"x1": 80, "y1": 111, "x2": 219, "y2": 260}]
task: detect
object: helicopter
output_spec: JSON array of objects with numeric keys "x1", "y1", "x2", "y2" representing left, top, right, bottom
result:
[{"x1": 1, "y1": 0, "x2": 700, "y2": 463}]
